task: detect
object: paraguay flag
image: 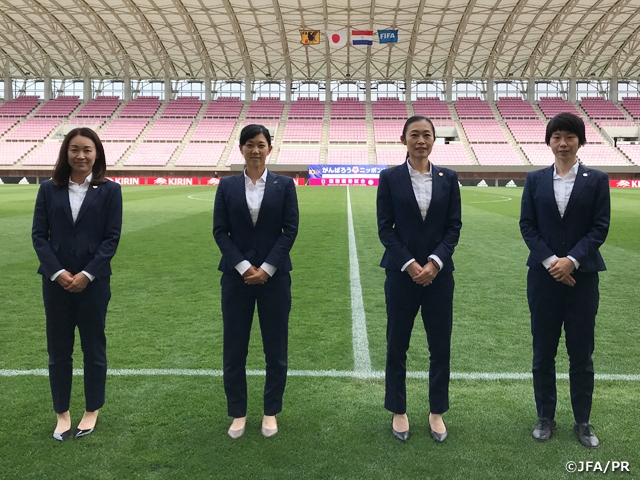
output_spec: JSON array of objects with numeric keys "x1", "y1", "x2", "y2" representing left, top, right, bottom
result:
[{"x1": 352, "y1": 30, "x2": 373, "y2": 46}]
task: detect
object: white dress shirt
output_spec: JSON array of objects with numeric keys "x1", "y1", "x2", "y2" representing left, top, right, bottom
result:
[
  {"x1": 541, "y1": 162, "x2": 580, "y2": 270},
  {"x1": 50, "y1": 174, "x2": 95, "y2": 282},
  {"x1": 401, "y1": 161, "x2": 443, "y2": 272},
  {"x1": 234, "y1": 169, "x2": 277, "y2": 277}
]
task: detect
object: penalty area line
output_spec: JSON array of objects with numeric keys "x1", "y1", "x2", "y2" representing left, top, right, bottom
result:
[{"x1": 2, "y1": 369, "x2": 640, "y2": 381}]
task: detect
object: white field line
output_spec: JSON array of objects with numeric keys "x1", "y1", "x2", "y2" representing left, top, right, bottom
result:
[
  {"x1": 346, "y1": 187, "x2": 373, "y2": 374},
  {"x1": 2, "y1": 369, "x2": 640, "y2": 381}
]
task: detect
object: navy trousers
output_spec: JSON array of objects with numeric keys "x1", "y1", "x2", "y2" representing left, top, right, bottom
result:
[
  {"x1": 384, "y1": 269, "x2": 454, "y2": 415},
  {"x1": 42, "y1": 276, "x2": 110, "y2": 413},
  {"x1": 527, "y1": 268, "x2": 598, "y2": 424},
  {"x1": 221, "y1": 271, "x2": 291, "y2": 418}
]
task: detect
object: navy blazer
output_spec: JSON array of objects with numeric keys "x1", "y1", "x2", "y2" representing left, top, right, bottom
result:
[
  {"x1": 32, "y1": 179, "x2": 123, "y2": 279},
  {"x1": 377, "y1": 162, "x2": 462, "y2": 273},
  {"x1": 213, "y1": 171, "x2": 299, "y2": 275},
  {"x1": 520, "y1": 163, "x2": 610, "y2": 272}
]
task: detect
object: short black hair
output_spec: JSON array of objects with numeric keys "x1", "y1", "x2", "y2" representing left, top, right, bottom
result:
[
  {"x1": 545, "y1": 112, "x2": 586, "y2": 146},
  {"x1": 52, "y1": 127, "x2": 107, "y2": 187},
  {"x1": 401, "y1": 115, "x2": 436, "y2": 140},
  {"x1": 239, "y1": 124, "x2": 272, "y2": 147}
]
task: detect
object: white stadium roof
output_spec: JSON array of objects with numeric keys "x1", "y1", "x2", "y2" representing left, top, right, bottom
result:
[{"x1": 1, "y1": 0, "x2": 640, "y2": 81}]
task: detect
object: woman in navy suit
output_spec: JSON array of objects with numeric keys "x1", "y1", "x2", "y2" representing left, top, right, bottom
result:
[
  {"x1": 32, "y1": 127, "x2": 122, "y2": 441},
  {"x1": 213, "y1": 124, "x2": 299, "y2": 439},
  {"x1": 377, "y1": 116, "x2": 462, "y2": 442}
]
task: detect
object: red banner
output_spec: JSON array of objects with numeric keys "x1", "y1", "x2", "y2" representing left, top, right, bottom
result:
[
  {"x1": 105, "y1": 176, "x2": 305, "y2": 186},
  {"x1": 106, "y1": 176, "x2": 146, "y2": 185},
  {"x1": 610, "y1": 179, "x2": 640, "y2": 188},
  {"x1": 308, "y1": 177, "x2": 379, "y2": 186}
]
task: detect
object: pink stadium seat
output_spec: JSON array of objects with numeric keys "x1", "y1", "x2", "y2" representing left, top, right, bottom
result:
[
  {"x1": 119, "y1": 97, "x2": 161, "y2": 117},
  {"x1": 102, "y1": 143, "x2": 131, "y2": 166},
  {"x1": 283, "y1": 120, "x2": 323, "y2": 142},
  {"x1": 576, "y1": 144, "x2": 628, "y2": 166},
  {"x1": 289, "y1": 98, "x2": 324, "y2": 118},
  {"x1": 66, "y1": 118, "x2": 106, "y2": 128},
  {"x1": 412, "y1": 97, "x2": 451, "y2": 119},
  {"x1": 144, "y1": 119, "x2": 192, "y2": 141},
  {"x1": 462, "y1": 120, "x2": 509, "y2": 143},
  {"x1": 190, "y1": 119, "x2": 236, "y2": 142},
  {"x1": 0, "y1": 142, "x2": 37, "y2": 165},
  {"x1": 506, "y1": 120, "x2": 547, "y2": 143},
  {"x1": 371, "y1": 98, "x2": 408, "y2": 119},
  {"x1": 326, "y1": 149, "x2": 369, "y2": 164},
  {"x1": 276, "y1": 148, "x2": 321, "y2": 164},
  {"x1": 246, "y1": 98, "x2": 283, "y2": 119},
  {"x1": 100, "y1": 119, "x2": 148, "y2": 141},
  {"x1": 455, "y1": 97, "x2": 494, "y2": 119},
  {"x1": 76, "y1": 96, "x2": 121, "y2": 117},
  {"x1": 0, "y1": 118, "x2": 20, "y2": 136},
  {"x1": 520, "y1": 144, "x2": 555, "y2": 165},
  {"x1": 0, "y1": 96, "x2": 40, "y2": 117},
  {"x1": 21, "y1": 142, "x2": 63, "y2": 166},
  {"x1": 203, "y1": 97, "x2": 243, "y2": 118},
  {"x1": 329, "y1": 120, "x2": 367, "y2": 142},
  {"x1": 496, "y1": 97, "x2": 538, "y2": 119},
  {"x1": 376, "y1": 145, "x2": 471, "y2": 165},
  {"x1": 537, "y1": 97, "x2": 581, "y2": 118},
  {"x1": 617, "y1": 144, "x2": 640, "y2": 166},
  {"x1": 124, "y1": 143, "x2": 179, "y2": 166},
  {"x1": 330, "y1": 98, "x2": 366, "y2": 119},
  {"x1": 161, "y1": 97, "x2": 202, "y2": 117},
  {"x1": 373, "y1": 120, "x2": 405, "y2": 143},
  {"x1": 621, "y1": 97, "x2": 640, "y2": 120},
  {"x1": 35, "y1": 96, "x2": 80, "y2": 117},
  {"x1": 227, "y1": 145, "x2": 273, "y2": 166},
  {"x1": 6, "y1": 118, "x2": 61, "y2": 140},
  {"x1": 472, "y1": 144, "x2": 524, "y2": 165},
  {"x1": 174, "y1": 143, "x2": 226, "y2": 167},
  {"x1": 579, "y1": 97, "x2": 625, "y2": 120}
]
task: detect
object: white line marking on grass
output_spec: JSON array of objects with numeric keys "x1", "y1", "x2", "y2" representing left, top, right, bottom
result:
[
  {"x1": 346, "y1": 187, "x2": 373, "y2": 374},
  {"x1": 187, "y1": 194, "x2": 215, "y2": 202},
  {"x1": 467, "y1": 195, "x2": 513, "y2": 204},
  {"x1": 3, "y1": 369, "x2": 640, "y2": 381}
]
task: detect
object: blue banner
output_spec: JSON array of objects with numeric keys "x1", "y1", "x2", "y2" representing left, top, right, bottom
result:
[{"x1": 378, "y1": 29, "x2": 398, "y2": 44}]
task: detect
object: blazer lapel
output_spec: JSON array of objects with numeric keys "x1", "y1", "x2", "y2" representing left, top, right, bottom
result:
[
  {"x1": 255, "y1": 171, "x2": 276, "y2": 229},
  {"x1": 540, "y1": 166, "x2": 563, "y2": 223},
  {"x1": 428, "y1": 164, "x2": 442, "y2": 222},
  {"x1": 58, "y1": 186, "x2": 74, "y2": 225},
  {"x1": 236, "y1": 173, "x2": 254, "y2": 226},
  {"x1": 397, "y1": 164, "x2": 423, "y2": 220},
  {"x1": 563, "y1": 163, "x2": 588, "y2": 219},
  {"x1": 75, "y1": 183, "x2": 99, "y2": 225}
]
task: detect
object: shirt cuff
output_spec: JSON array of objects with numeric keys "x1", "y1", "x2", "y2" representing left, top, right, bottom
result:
[
  {"x1": 260, "y1": 262, "x2": 277, "y2": 277},
  {"x1": 567, "y1": 256, "x2": 580, "y2": 271},
  {"x1": 235, "y1": 260, "x2": 251, "y2": 276},
  {"x1": 428, "y1": 255, "x2": 443, "y2": 271},
  {"x1": 400, "y1": 259, "x2": 415, "y2": 272},
  {"x1": 50, "y1": 269, "x2": 65, "y2": 281},
  {"x1": 542, "y1": 255, "x2": 558, "y2": 270},
  {"x1": 81, "y1": 270, "x2": 95, "y2": 282}
]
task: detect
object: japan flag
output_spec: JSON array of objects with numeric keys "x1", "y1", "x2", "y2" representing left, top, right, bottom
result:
[{"x1": 327, "y1": 30, "x2": 347, "y2": 47}]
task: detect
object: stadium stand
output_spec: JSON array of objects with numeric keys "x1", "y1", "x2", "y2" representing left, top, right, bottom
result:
[
  {"x1": 618, "y1": 144, "x2": 640, "y2": 166},
  {"x1": 161, "y1": 97, "x2": 202, "y2": 117},
  {"x1": 0, "y1": 141, "x2": 37, "y2": 165},
  {"x1": 371, "y1": 98, "x2": 408, "y2": 118},
  {"x1": 144, "y1": 118, "x2": 193, "y2": 141},
  {"x1": 506, "y1": 120, "x2": 547, "y2": 143},
  {"x1": 202, "y1": 97, "x2": 243, "y2": 118},
  {"x1": 100, "y1": 119, "x2": 149, "y2": 141},
  {"x1": 327, "y1": 148, "x2": 369, "y2": 164},
  {"x1": 472, "y1": 144, "x2": 524, "y2": 165},
  {"x1": 329, "y1": 120, "x2": 367, "y2": 142},
  {"x1": 21, "y1": 142, "x2": 62, "y2": 166},
  {"x1": 0, "y1": 96, "x2": 40, "y2": 117},
  {"x1": 75, "y1": 96, "x2": 121, "y2": 117},
  {"x1": 412, "y1": 97, "x2": 451, "y2": 118},
  {"x1": 521, "y1": 144, "x2": 556, "y2": 166},
  {"x1": 246, "y1": 97, "x2": 283, "y2": 119},
  {"x1": 0, "y1": 118, "x2": 20, "y2": 136},
  {"x1": 454, "y1": 97, "x2": 494, "y2": 118},
  {"x1": 34, "y1": 96, "x2": 80, "y2": 117},
  {"x1": 282, "y1": 120, "x2": 323, "y2": 142},
  {"x1": 538, "y1": 97, "x2": 581, "y2": 117},
  {"x1": 621, "y1": 97, "x2": 640, "y2": 119},
  {"x1": 118, "y1": 96, "x2": 162, "y2": 117},
  {"x1": 124, "y1": 143, "x2": 179, "y2": 166},
  {"x1": 579, "y1": 97, "x2": 625, "y2": 120},
  {"x1": 190, "y1": 119, "x2": 236, "y2": 142},
  {"x1": 174, "y1": 143, "x2": 226, "y2": 167},
  {"x1": 6, "y1": 118, "x2": 61, "y2": 140},
  {"x1": 330, "y1": 98, "x2": 366, "y2": 118},
  {"x1": 496, "y1": 97, "x2": 538, "y2": 119},
  {"x1": 576, "y1": 144, "x2": 629, "y2": 166},
  {"x1": 462, "y1": 120, "x2": 509, "y2": 143},
  {"x1": 103, "y1": 142, "x2": 131, "y2": 166},
  {"x1": 373, "y1": 120, "x2": 406, "y2": 143},
  {"x1": 276, "y1": 148, "x2": 321, "y2": 164},
  {"x1": 288, "y1": 98, "x2": 324, "y2": 118}
]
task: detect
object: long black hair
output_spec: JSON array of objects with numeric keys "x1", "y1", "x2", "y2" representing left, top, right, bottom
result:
[{"x1": 52, "y1": 127, "x2": 107, "y2": 187}]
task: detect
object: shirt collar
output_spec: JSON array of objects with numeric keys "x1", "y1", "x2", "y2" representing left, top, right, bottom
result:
[
  {"x1": 406, "y1": 160, "x2": 432, "y2": 177},
  {"x1": 553, "y1": 161, "x2": 579, "y2": 179},
  {"x1": 69, "y1": 172, "x2": 93, "y2": 186},
  {"x1": 244, "y1": 168, "x2": 268, "y2": 185}
]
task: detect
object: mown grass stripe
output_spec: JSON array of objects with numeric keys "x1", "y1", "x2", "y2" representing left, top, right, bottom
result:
[
  {"x1": 347, "y1": 187, "x2": 372, "y2": 373},
  {"x1": 2, "y1": 369, "x2": 639, "y2": 381}
]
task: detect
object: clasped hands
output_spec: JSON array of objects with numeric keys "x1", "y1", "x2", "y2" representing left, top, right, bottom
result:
[
  {"x1": 56, "y1": 271, "x2": 90, "y2": 293},
  {"x1": 548, "y1": 257, "x2": 576, "y2": 286},
  {"x1": 243, "y1": 266, "x2": 269, "y2": 285},
  {"x1": 406, "y1": 260, "x2": 438, "y2": 286}
]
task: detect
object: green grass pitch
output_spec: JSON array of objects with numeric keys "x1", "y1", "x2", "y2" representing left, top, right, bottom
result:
[{"x1": 1, "y1": 184, "x2": 639, "y2": 479}]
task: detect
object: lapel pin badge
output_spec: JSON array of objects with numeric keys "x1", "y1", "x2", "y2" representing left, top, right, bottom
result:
[
  {"x1": 439, "y1": 172, "x2": 443, "y2": 176},
  {"x1": 92, "y1": 185, "x2": 98, "y2": 188},
  {"x1": 274, "y1": 180, "x2": 278, "y2": 184},
  {"x1": 583, "y1": 173, "x2": 588, "y2": 176}
]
